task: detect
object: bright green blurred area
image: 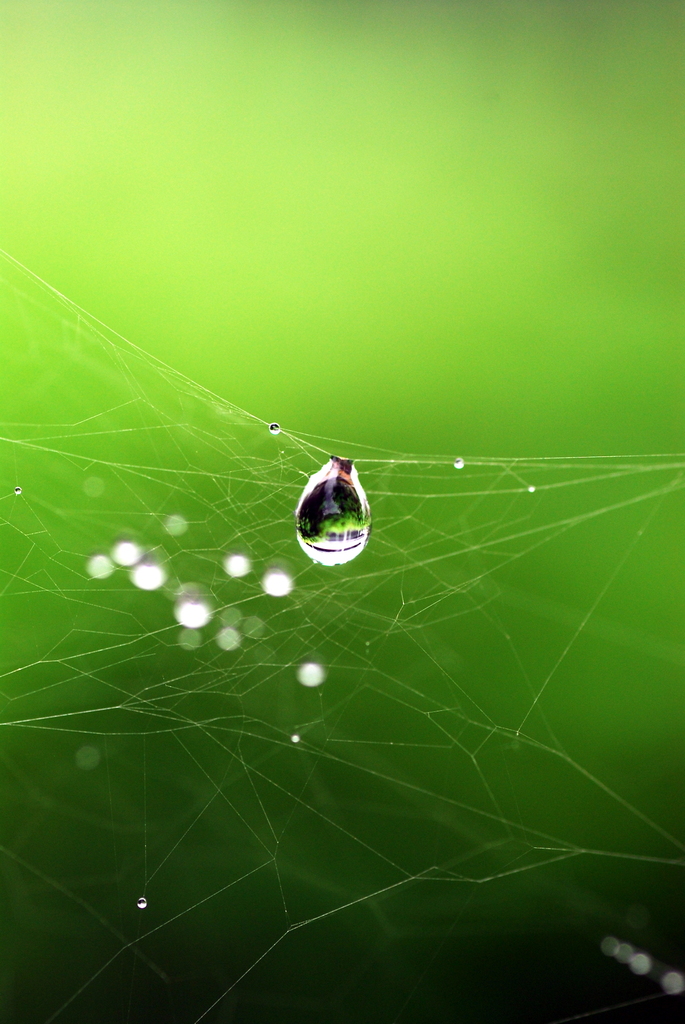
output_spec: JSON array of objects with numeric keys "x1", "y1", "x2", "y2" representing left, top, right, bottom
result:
[
  {"x1": 0, "y1": 3, "x2": 683, "y2": 1023},
  {"x1": 1, "y1": 0, "x2": 682, "y2": 457}
]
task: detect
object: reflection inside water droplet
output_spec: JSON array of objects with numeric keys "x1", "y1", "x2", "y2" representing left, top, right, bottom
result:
[{"x1": 295, "y1": 457, "x2": 371, "y2": 566}]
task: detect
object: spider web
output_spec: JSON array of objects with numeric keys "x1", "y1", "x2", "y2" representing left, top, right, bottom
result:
[{"x1": 0, "y1": 251, "x2": 683, "y2": 1023}]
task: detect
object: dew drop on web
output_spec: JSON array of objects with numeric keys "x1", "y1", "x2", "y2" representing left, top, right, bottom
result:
[
  {"x1": 131, "y1": 558, "x2": 167, "y2": 591},
  {"x1": 268, "y1": 422, "x2": 281, "y2": 435},
  {"x1": 295, "y1": 456, "x2": 371, "y2": 566},
  {"x1": 86, "y1": 553, "x2": 114, "y2": 579},
  {"x1": 14, "y1": 486, "x2": 22, "y2": 495},
  {"x1": 174, "y1": 588, "x2": 212, "y2": 628},
  {"x1": 453, "y1": 458, "x2": 465, "y2": 469},
  {"x1": 164, "y1": 513, "x2": 188, "y2": 536},
  {"x1": 262, "y1": 568, "x2": 293, "y2": 597},
  {"x1": 296, "y1": 662, "x2": 326, "y2": 687},
  {"x1": 223, "y1": 553, "x2": 251, "y2": 578},
  {"x1": 137, "y1": 896, "x2": 147, "y2": 910},
  {"x1": 112, "y1": 539, "x2": 142, "y2": 566}
]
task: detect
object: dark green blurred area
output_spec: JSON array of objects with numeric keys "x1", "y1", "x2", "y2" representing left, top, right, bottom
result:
[{"x1": 0, "y1": 3, "x2": 683, "y2": 1023}]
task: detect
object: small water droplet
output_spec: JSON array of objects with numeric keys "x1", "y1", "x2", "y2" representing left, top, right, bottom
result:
[
  {"x1": 242, "y1": 615, "x2": 265, "y2": 637},
  {"x1": 629, "y1": 953, "x2": 652, "y2": 975},
  {"x1": 295, "y1": 457, "x2": 371, "y2": 566},
  {"x1": 131, "y1": 558, "x2": 167, "y2": 591},
  {"x1": 262, "y1": 568, "x2": 293, "y2": 597},
  {"x1": 178, "y1": 628, "x2": 202, "y2": 650},
  {"x1": 216, "y1": 626, "x2": 241, "y2": 651},
  {"x1": 296, "y1": 662, "x2": 326, "y2": 687},
  {"x1": 223, "y1": 553, "x2": 251, "y2": 578},
  {"x1": 453, "y1": 458, "x2": 465, "y2": 469},
  {"x1": 112, "y1": 539, "x2": 143, "y2": 566},
  {"x1": 164, "y1": 513, "x2": 188, "y2": 537},
  {"x1": 291, "y1": 734, "x2": 301, "y2": 743},
  {"x1": 14, "y1": 486, "x2": 22, "y2": 495},
  {"x1": 75, "y1": 745, "x2": 101, "y2": 770},
  {"x1": 661, "y1": 970, "x2": 685, "y2": 995},
  {"x1": 174, "y1": 587, "x2": 212, "y2": 629},
  {"x1": 137, "y1": 896, "x2": 147, "y2": 910},
  {"x1": 527, "y1": 485, "x2": 536, "y2": 493},
  {"x1": 86, "y1": 553, "x2": 115, "y2": 579},
  {"x1": 268, "y1": 423, "x2": 281, "y2": 435}
]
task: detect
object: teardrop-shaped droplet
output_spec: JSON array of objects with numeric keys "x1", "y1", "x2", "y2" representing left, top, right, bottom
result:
[{"x1": 295, "y1": 457, "x2": 371, "y2": 566}]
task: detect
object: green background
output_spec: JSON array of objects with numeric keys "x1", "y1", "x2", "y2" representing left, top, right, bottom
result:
[{"x1": 0, "y1": 2, "x2": 683, "y2": 1022}]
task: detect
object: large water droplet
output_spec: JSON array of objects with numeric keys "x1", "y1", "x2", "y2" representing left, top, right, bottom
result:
[{"x1": 295, "y1": 457, "x2": 371, "y2": 566}]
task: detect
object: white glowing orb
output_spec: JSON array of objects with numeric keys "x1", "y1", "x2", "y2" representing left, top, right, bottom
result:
[
  {"x1": 86, "y1": 554, "x2": 114, "y2": 579},
  {"x1": 291, "y1": 734, "x2": 300, "y2": 743},
  {"x1": 296, "y1": 662, "x2": 326, "y2": 687},
  {"x1": 216, "y1": 626, "x2": 241, "y2": 651},
  {"x1": 262, "y1": 568, "x2": 293, "y2": 597},
  {"x1": 113, "y1": 540, "x2": 143, "y2": 566},
  {"x1": 131, "y1": 560, "x2": 167, "y2": 590},
  {"x1": 174, "y1": 594, "x2": 212, "y2": 629},
  {"x1": 223, "y1": 553, "x2": 251, "y2": 578}
]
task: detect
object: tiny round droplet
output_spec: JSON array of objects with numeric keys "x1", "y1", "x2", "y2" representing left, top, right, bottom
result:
[
  {"x1": 268, "y1": 423, "x2": 281, "y2": 435},
  {"x1": 178, "y1": 628, "x2": 202, "y2": 650},
  {"x1": 130, "y1": 559, "x2": 167, "y2": 591},
  {"x1": 600, "y1": 936, "x2": 620, "y2": 957},
  {"x1": 296, "y1": 662, "x2": 326, "y2": 687},
  {"x1": 453, "y1": 458, "x2": 465, "y2": 469},
  {"x1": 223, "y1": 553, "x2": 251, "y2": 578},
  {"x1": 86, "y1": 553, "x2": 115, "y2": 579},
  {"x1": 262, "y1": 568, "x2": 293, "y2": 597},
  {"x1": 14, "y1": 486, "x2": 22, "y2": 495},
  {"x1": 615, "y1": 943, "x2": 634, "y2": 964},
  {"x1": 164, "y1": 513, "x2": 188, "y2": 537},
  {"x1": 137, "y1": 896, "x2": 147, "y2": 910},
  {"x1": 661, "y1": 970, "x2": 685, "y2": 995},
  {"x1": 527, "y1": 485, "x2": 536, "y2": 493},
  {"x1": 75, "y1": 744, "x2": 101, "y2": 770},
  {"x1": 216, "y1": 626, "x2": 241, "y2": 651},
  {"x1": 174, "y1": 588, "x2": 212, "y2": 629},
  {"x1": 112, "y1": 539, "x2": 143, "y2": 567},
  {"x1": 629, "y1": 953, "x2": 652, "y2": 975},
  {"x1": 291, "y1": 734, "x2": 301, "y2": 743}
]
